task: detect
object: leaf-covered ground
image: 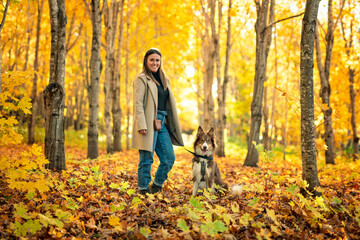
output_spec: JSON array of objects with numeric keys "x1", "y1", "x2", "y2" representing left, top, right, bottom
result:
[{"x1": 1, "y1": 144, "x2": 360, "y2": 239}]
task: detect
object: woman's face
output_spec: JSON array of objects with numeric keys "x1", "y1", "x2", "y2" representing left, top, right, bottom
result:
[{"x1": 146, "y1": 53, "x2": 161, "y2": 73}]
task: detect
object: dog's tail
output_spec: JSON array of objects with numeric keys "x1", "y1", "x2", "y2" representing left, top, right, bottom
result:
[{"x1": 230, "y1": 184, "x2": 243, "y2": 195}]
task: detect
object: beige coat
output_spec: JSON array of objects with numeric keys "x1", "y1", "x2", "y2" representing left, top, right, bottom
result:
[{"x1": 131, "y1": 73, "x2": 184, "y2": 152}]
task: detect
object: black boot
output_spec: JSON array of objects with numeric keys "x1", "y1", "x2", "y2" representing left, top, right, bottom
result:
[
  {"x1": 149, "y1": 184, "x2": 162, "y2": 194},
  {"x1": 139, "y1": 189, "x2": 149, "y2": 195}
]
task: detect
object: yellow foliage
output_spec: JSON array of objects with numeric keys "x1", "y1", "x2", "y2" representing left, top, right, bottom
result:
[
  {"x1": 0, "y1": 71, "x2": 34, "y2": 146},
  {"x1": 0, "y1": 144, "x2": 52, "y2": 193}
]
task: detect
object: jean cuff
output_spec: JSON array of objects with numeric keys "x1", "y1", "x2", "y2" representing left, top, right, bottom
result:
[
  {"x1": 152, "y1": 180, "x2": 162, "y2": 187},
  {"x1": 138, "y1": 186, "x2": 149, "y2": 191}
]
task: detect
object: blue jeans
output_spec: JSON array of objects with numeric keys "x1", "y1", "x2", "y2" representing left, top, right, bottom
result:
[{"x1": 138, "y1": 110, "x2": 175, "y2": 190}]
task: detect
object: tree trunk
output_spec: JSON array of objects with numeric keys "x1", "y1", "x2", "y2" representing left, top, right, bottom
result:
[
  {"x1": 0, "y1": 0, "x2": 10, "y2": 94},
  {"x1": 283, "y1": 36, "x2": 291, "y2": 161},
  {"x1": 348, "y1": 68, "x2": 359, "y2": 160},
  {"x1": 87, "y1": 0, "x2": 102, "y2": 159},
  {"x1": 314, "y1": 0, "x2": 336, "y2": 164},
  {"x1": 201, "y1": 0, "x2": 216, "y2": 131},
  {"x1": 300, "y1": 0, "x2": 321, "y2": 196},
  {"x1": 270, "y1": 27, "x2": 279, "y2": 149},
  {"x1": 113, "y1": 0, "x2": 124, "y2": 152},
  {"x1": 341, "y1": 13, "x2": 358, "y2": 161},
  {"x1": 244, "y1": 0, "x2": 271, "y2": 167},
  {"x1": 44, "y1": 0, "x2": 67, "y2": 170},
  {"x1": 215, "y1": 0, "x2": 225, "y2": 157},
  {"x1": 19, "y1": 0, "x2": 33, "y2": 130},
  {"x1": 262, "y1": 0, "x2": 275, "y2": 152},
  {"x1": 75, "y1": 44, "x2": 86, "y2": 131},
  {"x1": 104, "y1": 0, "x2": 118, "y2": 154},
  {"x1": 125, "y1": 13, "x2": 131, "y2": 150},
  {"x1": 263, "y1": 84, "x2": 270, "y2": 150},
  {"x1": 216, "y1": 0, "x2": 232, "y2": 157}
]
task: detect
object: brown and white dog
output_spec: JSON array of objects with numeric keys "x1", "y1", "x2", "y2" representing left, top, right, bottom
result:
[{"x1": 192, "y1": 126, "x2": 229, "y2": 196}]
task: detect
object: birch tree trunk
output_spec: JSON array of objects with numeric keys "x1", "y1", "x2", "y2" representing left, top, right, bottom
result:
[
  {"x1": 216, "y1": 0, "x2": 231, "y2": 157},
  {"x1": 104, "y1": 0, "x2": 118, "y2": 154},
  {"x1": 300, "y1": 0, "x2": 321, "y2": 196},
  {"x1": 87, "y1": 0, "x2": 102, "y2": 159},
  {"x1": 244, "y1": 0, "x2": 271, "y2": 167},
  {"x1": 113, "y1": 0, "x2": 124, "y2": 152},
  {"x1": 44, "y1": 0, "x2": 67, "y2": 170},
  {"x1": 28, "y1": 0, "x2": 43, "y2": 144}
]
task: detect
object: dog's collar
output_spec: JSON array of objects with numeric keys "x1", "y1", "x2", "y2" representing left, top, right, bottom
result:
[{"x1": 185, "y1": 148, "x2": 213, "y2": 160}]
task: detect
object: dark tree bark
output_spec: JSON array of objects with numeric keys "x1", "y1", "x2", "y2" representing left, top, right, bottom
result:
[
  {"x1": 44, "y1": 0, "x2": 67, "y2": 170},
  {"x1": 243, "y1": 0, "x2": 271, "y2": 167},
  {"x1": 87, "y1": 0, "x2": 102, "y2": 159},
  {"x1": 300, "y1": 0, "x2": 321, "y2": 196}
]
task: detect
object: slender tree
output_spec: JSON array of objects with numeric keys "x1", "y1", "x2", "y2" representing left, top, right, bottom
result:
[
  {"x1": 340, "y1": 6, "x2": 358, "y2": 161},
  {"x1": 44, "y1": 0, "x2": 67, "y2": 170},
  {"x1": 315, "y1": 0, "x2": 345, "y2": 164},
  {"x1": 87, "y1": 0, "x2": 102, "y2": 159},
  {"x1": 215, "y1": 0, "x2": 231, "y2": 157},
  {"x1": 0, "y1": 0, "x2": 10, "y2": 94},
  {"x1": 28, "y1": 0, "x2": 44, "y2": 144},
  {"x1": 113, "y1": 0, "x2": 125, "y2": 152},
  {"x1": 104, "y1": 0, "x2": 119, "y2": 154},
  {"x1": 262, "y1": 0, "x2": 275, "y2": 151},
  {"x1": 243, "y1": 0, "x2": 272, "y2": 167},
  {"x1": 300, "y1": 0, "x2": 321, "y2": 196},
  {"x1": 200, "y1": 0, "x2": 216, "y2": 131}
]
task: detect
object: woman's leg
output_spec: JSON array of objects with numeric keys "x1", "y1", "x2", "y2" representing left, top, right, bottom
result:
[
  {"x1": 138, "y1": 130, "x2": 158, "y2": 190},
  {"x1": 138, "y1": 150, "x2": 154, "y2": 190},
  {"x1": 153, "y1": 117, "x2": 175, "y2": 187}
]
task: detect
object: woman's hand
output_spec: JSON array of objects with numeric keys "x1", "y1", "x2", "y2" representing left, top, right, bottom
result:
[{"x1": 138, "y1": 129, "x2": 147, "y2": 135}]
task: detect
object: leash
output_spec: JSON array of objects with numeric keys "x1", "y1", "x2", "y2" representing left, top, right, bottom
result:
[
  {"x1": 165, "y1": 124, "x2": 213, "y2": 161},
  {"x1": 165, "y1": 124, "x2": 209, "y2": 182}
]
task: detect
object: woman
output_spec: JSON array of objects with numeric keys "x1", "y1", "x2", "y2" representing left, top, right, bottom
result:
[{"x1": 131, "y1": 48, "x2": 184, "y2": 194}]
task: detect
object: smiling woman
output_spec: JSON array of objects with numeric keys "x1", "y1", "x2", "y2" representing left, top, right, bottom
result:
[{"x1": 131, "y1": 48, "x2": 184, "y2": 195}]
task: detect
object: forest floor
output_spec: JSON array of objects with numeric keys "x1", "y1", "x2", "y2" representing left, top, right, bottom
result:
[{"x1": 0, "y1": 143, "x2": 360, "y2": 239}]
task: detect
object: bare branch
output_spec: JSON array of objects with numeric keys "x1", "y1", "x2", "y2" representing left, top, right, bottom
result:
[
  {"x1": 333, "y1": 0, "x2": 346, "y2": 32},
  {"x1": 264, "y1": 11, "x2": 304, "y2": 32},
  {"x1": 0, "y1": 0, "x2": 10, "y2": 32}
]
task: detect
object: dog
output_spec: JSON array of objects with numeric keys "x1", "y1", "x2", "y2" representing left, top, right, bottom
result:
[{"x1": 192, "y1": 126, "x2": 229, "y2": 196}]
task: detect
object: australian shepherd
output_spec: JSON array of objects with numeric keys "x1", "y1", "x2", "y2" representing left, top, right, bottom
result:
[{"x1": 192, "y1": 126, "x2": 229, "y2": 196}]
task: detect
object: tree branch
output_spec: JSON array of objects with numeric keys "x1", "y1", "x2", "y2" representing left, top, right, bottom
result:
[
  {"x1": 264, "y1": 11, "x2": 304, "y2": 32},
  {"x1": 0, "y1": 0, "x2": 10, "y2": 33}
]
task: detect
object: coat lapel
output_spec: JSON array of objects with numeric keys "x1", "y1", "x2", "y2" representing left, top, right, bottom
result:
[{"x1": 145, "y1": 75, "x2": 158, "y2": 109}]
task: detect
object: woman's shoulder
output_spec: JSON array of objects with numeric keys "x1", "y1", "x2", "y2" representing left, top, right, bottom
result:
[{"x1": 137, "y1": 72, "x2": 151, "y2": 80}]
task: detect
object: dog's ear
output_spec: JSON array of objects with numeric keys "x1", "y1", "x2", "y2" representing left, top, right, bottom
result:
[
  {"x1": 207, "y1": 127, "x2": 215, "y2": 137},
  {"x1": 197, "y1": 126, "x2": 204, "y2": 136}
]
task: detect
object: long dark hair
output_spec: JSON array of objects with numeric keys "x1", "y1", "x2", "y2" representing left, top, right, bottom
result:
[{"x1": 142, "y1": 48, "x2": 168, "y2": 90}]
